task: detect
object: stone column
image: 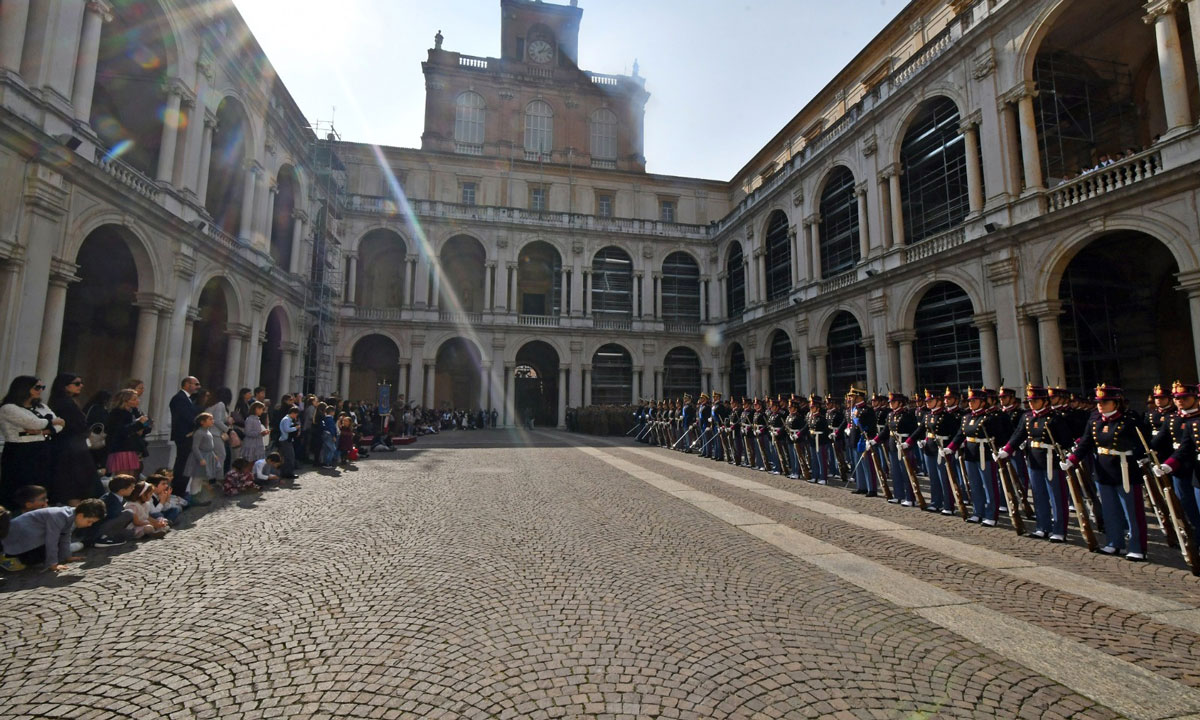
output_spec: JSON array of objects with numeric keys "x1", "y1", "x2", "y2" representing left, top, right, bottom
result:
[
  {"x1": 652, "y1": 271, "x2": 663, "y2": 318},
  {"x1": 855, "y1": 184, "x2": 870, "y2": 259},
  {"x1": 582, "y1": 269, "x2": 592, "y2": 315},
  {"x1": 339, "y1": 359, "x2": 352, "y2": 401},
  {"x1": 973, "y1": 312, "x2": 1000, "y2": 388},
  {"x1": 632, "y1": 367, "x2": 642, "y2": 400},
  {"x1": 807, "y1": 218, "x2": 821, "y2": 281},
  {"x1": 278, "y1": 343, "x2": 296, "y2": 399},
  {"x1": 1019, "y1": 315, "x2": 1043, "y2": 385},
  {"x1": 811, "y1": 346, "x2": 829, "y2": 396},
  {"x1": 238, "y1": 164, "x2": 258, "y2": 243},
  {"x1": 179, "y1": 309, "x2": 199, "y2": 383},
  {"x1": 877, "y1": 173, "x2": 893, "y2": 249},
  {"x1": 261, "y1": 182, "x2": 277, "y2": 247},
  {"x1": 504, "y1": 363, "x2": 516, "y2": 425},
  {"x1": 412, "y1": 256, "x2": 428, "y2": 308},
  {"x1": 478, "y1": 361, "x2": 491, "y2": 409},
  {"x1": 999, "y1": 102, "x2": 1023, "y2": 196},
  {"x1": 569, "y1": 353, "x2": 582, "y2": 406},
  {"x1": 224, "y1": 324, "x2": 249, "y2": 391},
  {"x1": 570, "y1": 262, "x2": 584, "y2": 318},
  {"x1": 405, "y1": 258, "x2": 417, "y2": 307},
  {"x1": 1186, "y1": 0, "x2": 1200, "y2": 107},
  {"x1": 653, "y1": 369, "x2": 663, "y2": 399},
  {"x1": 788, "y1": 225, "x2": 800, "y2": 286},
  {"x1": 288, "y1": 212, "x2": 306, "y2": 275},
  {"x1": 0, "y1": 0, "x2": 31, "y2": 74},
  {"x1": 893, "y1": 331, "x2": 917, "y2": 393},
  {"x1": 559, "y1": 268, "x2": 569, "y2": 316},
  {"x1": 484, "y1": 261, "x2": 495, "y2": 312},
  {"x1": 398, "y1": 363, "x2": 409, "y2": 402},
  {"x1": 755, "y1": 250, "x2": 767, "y2": 303},
  {"x1": 887, "y1": 167, "x2": 905, "y2": 247},
  {"x1": 794, "y1": 318, "x2": 810, "y2": 392},
  {"x1": 1176, "y1": 273, "x2": 1200, "y2": 381},
  {"x1": 703, "y1": 277, "x2": 713, "y2": 322},
  {"x1": 430, "y1": 263, "x2": 441, "y2": 309},
  {"x1": 1029, "y1": 301, "x2": 1066, "y2": 387},
  {"x1": 156, "y1": 81, "x2": 184, "y2": 183},
  {"x1": 505, "y1": 262, "x2": 517, "y2": 312},
  {"x1": 1014, "y1": 86, "x2": 1045, "y2": 192},
  {"x1": 11, "y1": 165, "x2": 67, "y2": 379},
  {"x1": 36, "y1": 263, "x2": 78, "y2": 381},
  {"x1": 1146, "y1": 0, "x2": 1193, "y2": 134},
  {"x1": 70, "y1": 0, "x2": 111, "y2": 122},
  {"x1": 557, "y1": 367, "x2": 568, "y2": 428},
  {"x1": 640, "y1": 269, "x2": 652, "y2": 318},
  {"x1": 195, "y1": 117, "x2": 215, "y2": 205},
  {"x1": 961, "y1": 119, "x2": 984, "y2": 215},
  {"x1": 129, "y1": 294, "x2": 163, "y2": 405},
  {"x1": 583, "y1": 365, "x2": 592, "y2": 406},
  {"x1": 743, "y1": 258, "x2": 756, "y2": 307},
  {"x1": 345, "y1": 254, "x2": 358, "y2": 304},
  {"x1": 180, "y1": 57, "x2": 212, "y2": 195},
  {"x1": 862, "y1": 339, "x2": 877, "y2": 392},
  {"x1": 718, "y1": 273, "x2": 728, "y2": 318},
  {"x1": 756, "y1": 360, "x2": 770, "y2": 395}
]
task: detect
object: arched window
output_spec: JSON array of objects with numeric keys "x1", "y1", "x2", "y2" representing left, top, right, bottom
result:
[
  {"x1": 827, "y1": 312, "x2": 866, "y2": 394},
  {"x1": 900, "y1": 96, "x2": 969, "y2": 244},
  {"x1": 454, "y1": 92, "x2": 485, "y2": 150},
  {"x1": 517, "y1": 241, "x2": 562, "y2": 316},
  {"x1": 729, "y1": 344, "x2": 748, "y2": 399},
  {"x1": 591, "y1": 246, "x2": 633, "y2": 319},
  {"x1": 661, "y1": 252, "x2": 700, "y2": 324},
  {"x1": 725, "y1": 243, "x2": 745, "y2": 319},
  {"x1": 592, "y1": 344, "x2": 632, "y2": 405},
  {"x1": 818, "y1": 167, "x2": 860, "y2": 278},
  {"x1": 590, "y1": 108, "x2": 617, "y2": 161},
  {"x1": 663, "y1": 347, "x2": 701, "y2": 400},
  {"x1": 525, "y1": 100, "x2": 553, "y2": 156},
  {"x1": 764, "y1": 210, "x2": 791, "y2": 301},
  {"x1": 769, "y1": 331, "x2": 794, "y2": 395},
  {"x1": 914, "y1": 282, "x2": 981, "y2": 391}
]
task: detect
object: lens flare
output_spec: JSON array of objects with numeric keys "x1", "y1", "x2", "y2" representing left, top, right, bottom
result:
[
  {"x1": 704, "y1": 327, "x2": 723, "y2": 347},
  {"x1": 103, "y1": 139, "x2": 135, "y2": 161},
  {"x1": 130, "y1": 46, "x2": 161, "y2": 70},
  {"x1": 160, "y1": 104, "x2": 187, "y2": 130}
]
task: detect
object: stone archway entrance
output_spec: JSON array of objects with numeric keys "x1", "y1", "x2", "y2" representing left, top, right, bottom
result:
[{"x1": 515, "y1": 341, "x2": 560, "y2": 427}]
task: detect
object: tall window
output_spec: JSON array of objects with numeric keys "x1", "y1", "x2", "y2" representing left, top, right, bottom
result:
[
  {"x1": 900, "y1": 96, "x2": 968, "y2": 245},
  {"x1": 726, "y1": 243, "x2": 745, "y2": 319},
  {"x1": 819, "y1": 167, "x2": 860, "y2": 278},
  {"x1": 730, "y1": 343, "x2": 748, "y2": 399},
  {"x1": 592, "y1": 344, "x2": 633, "y2": 405},
  {"x1": 590, "y1": 108, "x2": 617, "y2": 160},
  {"x1": 660, "y1": 199, "x2": 676, "y2": 223},
  {"x1": 460, "y1": 182, "x2": 476, "y2": 206},
  {"x1": 827, "y1": 312, "x2": 866, "y2": 395},
  {"x1": 530, "y1": 186, "x2": 547, "y2": 211},
  {"x1": 596, "y1": 193, "x2": 613, "y2": 218},
  {"x1": 663, "y1": 347, "x2": 701, "y2": 400},
  {"x1": 914, "y1": 282, "x2": 981, "y2": 391},
  {"x1": 764, "y1": 210, "x2": 791, "y2": 302},
  {"x1": 769, "y1": 331, "x2": 794, "y2": 395},
  {"x1": 454, "y1": 92, "x2": 485, "y2": 149},
  {"x1": 591, "y1": 246, "x2": 633, "y2": 319},
  {"x1": 524, "y1": 100, "x2": 553, "y2": 155},
  {"x1": 661, "y1": 252, "x2": 700, "y2": 324}
]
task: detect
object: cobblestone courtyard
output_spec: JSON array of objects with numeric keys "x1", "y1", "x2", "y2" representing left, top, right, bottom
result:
[{"x1": 3, "y1": 430, "x2": 1200, "y2": 719}]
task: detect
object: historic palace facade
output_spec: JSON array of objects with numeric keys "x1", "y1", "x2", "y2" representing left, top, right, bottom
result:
[{"x1": 3, "y1": 0, "x2": 1200, "y2": 429}]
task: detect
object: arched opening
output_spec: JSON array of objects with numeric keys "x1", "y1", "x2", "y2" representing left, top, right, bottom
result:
[
  {"x1": 517, "y1": 241, "x2": 562, "y2": 316},
  {"x1": 729, "y1": 343, "x2": 748, "y2": 399},
  {"x1": 900, "y1": 96, "x2": 968, "y2": 245},
  {"x1": 439, "y1": 235, "x2": 486, "y2": 313},
  {"x1": 90, "y1": 0, "x2": 173, "y2": 177},
  {"x1": 1058, "y1": 231, "x2": 1193, "y2": 394},
  {"x1": 350, "y1": 334, "x2": 401, "y2": 404},
  {"x1": 269, "y1": 165, "x2": 298, "y2": 269},
  {"x1": 189, "y1": 279, "x2": 232, "y2": 390},
  {"x1": 914, "y1": 282, "x2": 981, "y2": 391},
  {"x1": 206, "y1": 97, "x2": 251, "y2": 237},
  {"x1": 1031, "y1": 0, "x2": 1164, "y2": 183},
  {"x1": 591, "y1": 344, "x2": 632, "y2": 405},
  {"x1": 827, "y1": 312, "x2": 866, "y2": 394},
  {"x1": 357, "y1": 229, "x2": 407, "y2": 308},
  {"x1": 592, "y1": 246, "x2": 633, "y2": 319},
  {"x1": 764, "y1": 210, "x2": 791, "y2": 301},
  {"x1": 726, "y1": 243, "x2": 745, "y2": 319},
  {"x1": 515, "y1": 341, "x2": 560, "y2": 426},
  {"x1": 259, "y1": 308, "x2": 286, "y2": 400},
  {"x1": 60, "y1": 226, "x2": 140, "y2": 393},
  {"x1": 769, "y1": 331, "x2": 794, "y2": 395},
  {"x1": 661, "y1": 251, "x2": 700, "y2": 324},
  {"x1": 435, "y1": 338, "x2": 481, "y2": 410},
  {"x1": 663, "y1": 347, "x2": 701, "y2": 399},
  {"x1": 818, "y1": 167, "x2": 860, "y2": 278}
]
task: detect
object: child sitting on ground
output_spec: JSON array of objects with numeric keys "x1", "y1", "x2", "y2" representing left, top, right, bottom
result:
[
  {"x1": 224, "y1": 457, "x2": 258, "y2": 495},
  {"x1": 13, "y1": 484, "x2": 49, "y2": 516},
  {"x1": 149, "y1": 474, "x2": 186, "y2": 524},
  {"x1": 253, "y1": 453, "x2": 283, "y2": 488},
  {"x1": 125, "y1": 481, "x2": 168, "y2": 538},
  {"x1": 1, "y1": 499, "x2": 105, "y2": 571},
  {"x1": 90, "y1": 474, "x2": 137, "y2": 546}
]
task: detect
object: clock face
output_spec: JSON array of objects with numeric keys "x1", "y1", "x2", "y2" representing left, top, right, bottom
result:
[{"x1": 528, "y1": 39, "x2": 553, "y2": 64}]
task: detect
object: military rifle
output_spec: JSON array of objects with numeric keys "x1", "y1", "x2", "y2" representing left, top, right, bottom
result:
[{"x1": 1136, "y1": 427, "x2": 1197, "y2": 574}]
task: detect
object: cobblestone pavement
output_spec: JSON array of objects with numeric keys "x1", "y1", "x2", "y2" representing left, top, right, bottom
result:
[{"x1": 2, "y1": 430, "x2": 1200, "y2": 719}]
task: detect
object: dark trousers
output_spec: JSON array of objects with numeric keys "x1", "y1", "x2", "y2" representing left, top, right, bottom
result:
[
  {"x1": 87, "y1": 509, "x2": 135, "y2": 542},
  {"x1": 279, "y1": 439, "x2": 296, "y2": 477},
  {"x1": 172, "y1": 437, "x2": 192, "y2": 496}
]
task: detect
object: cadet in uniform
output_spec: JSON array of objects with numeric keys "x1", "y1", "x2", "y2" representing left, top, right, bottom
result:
[
  {"x1": 1152, "y1": 381, "x2": 1200, "y2": 535},
  {"x1": 1064, "y1": 384, "x2": 1148, "y2": 560},
  {"x1": 875, "y1": 392, "x2": 918, "y2": 506},
  {"x1": 998, "y1": 384, "x2": 1070, "y2": 541},
  {"x1": 807, "y1": 394, "x2": 829, "y2": 483},
  {"x1": 845, "y1": 388, "x2": 877, "y2": 496},
  {"x1": 946, "y1": 387, "x2": 1006, "y2": 525},
  {"x1": 909, "y1": 388, "x2": 963, "y2": 515}
]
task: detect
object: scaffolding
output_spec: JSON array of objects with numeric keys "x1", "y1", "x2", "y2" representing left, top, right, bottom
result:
[
  {"x1": 1034, "y1": 51, "x2": 1138, "y2": 182},
  {"x1": 301, "y1": 120, "x2": 346, "y2": 396}
]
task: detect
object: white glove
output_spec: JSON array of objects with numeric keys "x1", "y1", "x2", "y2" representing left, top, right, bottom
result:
[
  {"x1": 1059, "y1": 460, "x2": 1074, "y2": 472},
  {"x1": 940, "y1": 447, "x2": 954, "y2": 457},
  {"x1": 844, "y1": 427, "x2": 852, "y2": 437},
  {"x1": 995, "y1": 449, "x2": 1009, "y2": 462},
  {"x1": 917, "y1": 439, "x2": 927, "y2": 450},
  {"x1": 1137, "y1": 458, "x2": 1151, "y2": 469},
  {"x1": 865, "y1": 439, "x2": 877, "y2": 449},
  {"x1": 828, "y1": 432, "x2": 837, "y2": 441},
  {"x1": 1152, "y1": 463, "x2": 1171, "y2": 478}
]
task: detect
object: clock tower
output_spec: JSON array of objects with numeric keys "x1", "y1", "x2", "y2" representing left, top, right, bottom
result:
[{"x1": 420, "y1": 0, "x2": 649, "y2": 173}]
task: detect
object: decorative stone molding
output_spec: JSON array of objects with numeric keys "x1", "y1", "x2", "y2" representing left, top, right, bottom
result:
[
  {"x1": 972, "y1": 48, "x2": 996, "y2": 80},
  {"x1": 986, "y1": 257, "x2": 1019, "y2": 285},
  {"x1": 794, "y1": 317, "x2": 809, "y2": 335},
  {"x1": 173, "y1": 255, "x2": 196, "y2": 280},
  {"x1": 791, "y1": 188, "x2": 804, "y2": 206},
  {"x1": 1000, "y1": 81, "x2": 1038, "y2": 105},
  {"x1": 972, "y1": 311, "x2": 997, "y2": 329},
  {"x1": 868, "y1": 294, "x2": 887, "y2": 316},
  {"x1": 862, "y1": 134, "x2": 878, "y2": 157},
  {"x1": 788, "y1": 224, "x2": 798, "y2": 239},
  {"x1": 808, "y1": 345, "x2": 829, "y2": 358},
  {"x1": 1024, "y1": 300, "x2": 1064, "y2": 320},
  {"x1": 226, "y1": 322, "x2": 252, "y2": 340},
  {"x1": 887, "y1": 330, "x2": 917, "y2": 344},
  {"x1": 496, "y1": 237, "x2": 509, "y2": 249}
]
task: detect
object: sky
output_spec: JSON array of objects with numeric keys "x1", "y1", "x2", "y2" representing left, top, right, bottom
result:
[{"x1": 234, "y1": 0, "x2": 910, "y2": 181}]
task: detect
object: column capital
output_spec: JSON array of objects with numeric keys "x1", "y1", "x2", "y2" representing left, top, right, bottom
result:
[
  {"x1": 859, "y1": 337, "x2": 875, "y2": 350},
  {"x1": 226, "y1": 322, "x2": 252, "y2": 339},
  {"x1": 887, "y1": 329, "x2": 917, "y2": 344},
  {"x1": 1143, "y1": 0, "x2": 1180, "y2": 22},
  {"x1": 485, "y1": 260, "x2": 497, "y2": 269},
  {"x1": 986, "y1": 257, "x2": 1019, "y2": 285},
  {"x1": 292, "y1": 208, "x2": 309, "y2": 223},
  {"x1": 49, "y1": 257, "x2": 80, "y2": 284},
  {"x1": 1025, "y1": 299, "x2": 1064, "y2": 319},
  {"x1": 1176, "y1": 269, "x2": 1200, "y2": 293},
  {"x1": 185, "y1": 308, "x2": 202, "y2": 323},
  {"x1": 804, "y1": 213, "x2": 820, "y2": 227},
  {"x1": 507, "y1": 261, "x2": 518, "y2": 270},
  {"x1": 281, "y1": 341, "x2": 300, "y2": 354},
  {"x1": 788, "y1": 223, "x2": 798, "y2": 239},
  {"x1": 173, "y1": 255, "x2": 196, "y2": 280},
  {"x1": 808, "y1": 345, "x2": 829, "y2": 358},
  {"x1": 135, "y1": 291, "x2": 172, "y2": 313},
  {"x1": 879, "y1": 162, "x2": 902, "y2": 179},
  {"x1": 196, "y1": 52, "x2": 216, "y2": 83},
  {"x1": 972, "y1": 311, "x2": 997, "y2": 329},
  {"x1": 85, "y1": 0, "x2": 114, "y2": 21},
  {"x1": 163, "y1": 76, "x2": 189, "y2": 99},
  {"x1": 854, "y1": 181, "x2": 869, "y2": 196},
  {"x1": 582, "y1": 363, "x2": 593, "y2": 372},
  {"x1": 1000, "y1": 81, "x2": 1038, "y2": 105},
  {"x1": 651, "y1": 270, "x2": 663, "y2": 279}
]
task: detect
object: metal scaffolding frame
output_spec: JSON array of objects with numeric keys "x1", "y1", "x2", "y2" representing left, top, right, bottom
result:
[{"x1": 301, "y1": 120, "x2": 346, "y2": 396}]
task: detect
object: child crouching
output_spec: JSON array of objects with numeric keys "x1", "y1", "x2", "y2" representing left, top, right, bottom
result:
[{"x1": 224, "y1": 457, "x2": 258, "y2": 495}]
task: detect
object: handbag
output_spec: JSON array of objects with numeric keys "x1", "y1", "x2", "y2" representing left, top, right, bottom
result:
[
  {"x1": 86, "y1": 423, "x2": 107, "y2": 450},
  {"x1": 229, "y1": 429, "x2": 243, "y2": 449}
]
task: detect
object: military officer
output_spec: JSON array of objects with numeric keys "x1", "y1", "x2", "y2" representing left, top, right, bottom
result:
[
  {"x1": 845, "y1": 387, "x2": 878, "y2": 496},
  {"x1": 1151, "y1": 381, "x2": 1200, "y2": 536},
  {"x1": 998, "y1": 384, "x2": 1070, "y2": 541},
  {"x1": 875, "y1": 392, "x2": 918, "y2": 506},
  {"x1": 807, "y1": 394, "x2": 829, "y2": 484}
]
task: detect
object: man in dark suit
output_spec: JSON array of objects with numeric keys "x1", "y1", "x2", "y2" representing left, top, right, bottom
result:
[{"x1": 170, "y1": 376, "x2": 201, "y2": 496}]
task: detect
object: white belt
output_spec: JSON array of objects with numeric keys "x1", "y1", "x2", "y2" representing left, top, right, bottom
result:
[{"x1": 1098, "y1": 447, "x2": 1134, "y2": 491}]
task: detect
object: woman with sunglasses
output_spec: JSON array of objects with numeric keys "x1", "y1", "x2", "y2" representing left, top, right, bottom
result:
[
  {"x1": 0, "y1": 376, "x2": 65, "y2": 511},
  {"x1": 48, "y1": 373, "x2": 98, "y2": 506}
]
